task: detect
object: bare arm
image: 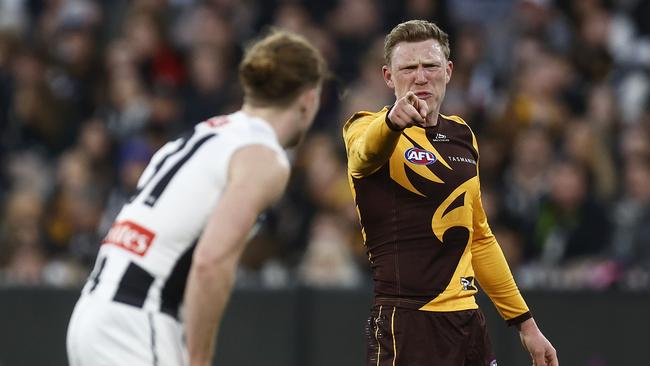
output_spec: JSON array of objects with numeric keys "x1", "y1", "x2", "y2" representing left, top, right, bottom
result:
[{"x1": 183, "y1": 145, "x2": 289, "y2": 366}]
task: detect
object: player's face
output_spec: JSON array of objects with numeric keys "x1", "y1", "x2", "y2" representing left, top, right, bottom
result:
[
  {"x1": 288, "y1": 85, "x2": 322, "y2": 147},
  {"x1": 383, "y1": 39, "x2": 453, "y2": 114}
]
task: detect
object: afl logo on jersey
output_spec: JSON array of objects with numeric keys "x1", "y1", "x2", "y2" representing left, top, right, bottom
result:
[{"x1": 405, "y1": 147, "x2": 437, "y2": 165}]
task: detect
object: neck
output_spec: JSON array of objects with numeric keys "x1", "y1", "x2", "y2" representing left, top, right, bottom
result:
[
  {"x1": 241, "y1": 103, "x2": 297, "y2": 148},
  {"x1": 419, "y1": 105, "x2": 441, "y2": 127},
  {"x1": 423, "y1": 111, "x2": 440, "y2": 127}
]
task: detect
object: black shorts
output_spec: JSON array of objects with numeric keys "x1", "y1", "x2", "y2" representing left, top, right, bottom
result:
[{"x1": 366, "y1": 306, "x2": 497, "y2": 366}]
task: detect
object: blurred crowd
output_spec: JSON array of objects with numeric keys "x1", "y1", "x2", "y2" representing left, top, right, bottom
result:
[{"x1": 1, "y1": 0, "x2": 650, "y2": 291}]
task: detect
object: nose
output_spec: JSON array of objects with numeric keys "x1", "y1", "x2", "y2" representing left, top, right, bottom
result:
[{"x1": 415, "y1": 66, "x2": 427, "y2": 84}]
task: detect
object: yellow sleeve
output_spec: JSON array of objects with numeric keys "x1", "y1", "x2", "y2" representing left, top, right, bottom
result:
[
  {"x1": 471, "y1": 168, "x2": 532, "y2": 326},
  {"x1": 342, "y1": 108, "x2": 402, "y2": 178}
]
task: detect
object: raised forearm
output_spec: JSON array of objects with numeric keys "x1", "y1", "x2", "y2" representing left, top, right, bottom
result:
[{"x1": 345, "y1": 113, "x2": 402, "y2": 178}]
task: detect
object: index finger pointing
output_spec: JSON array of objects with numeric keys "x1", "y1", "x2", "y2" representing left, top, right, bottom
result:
[
  {"x1": 405, "y1": 92, "x2": 419, "y2": 108},
  {"x1": 417, "y1": 98, "x2": 429, "y2": 119}
]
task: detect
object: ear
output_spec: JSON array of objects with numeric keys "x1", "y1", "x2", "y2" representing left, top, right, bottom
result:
[
  {"x1": 382, "y1": 65, "x2": 394, "y2": 89},
  {"x1": 445, "y1": 60, "x2": 453, "y2": 84},
  {"x1": 301, "y1": 86, "x2": 320, "y2": 109},
  {"x1": 297, "y1": 86, "x2": 321, "y2": 122}
]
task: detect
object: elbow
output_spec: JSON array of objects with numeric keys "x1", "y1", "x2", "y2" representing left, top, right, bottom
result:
[
  {"x1": 348, "y1": 141, "x2": 376, "y2": 162},
  {"x1": 349, "y1": 151, "x2": 383, "y2": 176},
  {"x1": 191, "y1": 250, "x2": 238, "y2": 282},
  {"x1": 357, "y1": 149, "x2": 379, "y2": 162},
  {"x1": 190, "y1": 259, "x2": 237, "y2": 292}
]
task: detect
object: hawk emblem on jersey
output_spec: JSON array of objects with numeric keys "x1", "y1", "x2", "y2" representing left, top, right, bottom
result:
[
  {"x1": 460, "y1": 276, "x2": 477, "y2": 291},
  {"x1": 405, "y1": 147, "x2": 437, "y2": 165},
  {"x1": 389, "y1": 131, "x2": 452, "y2": 197}
]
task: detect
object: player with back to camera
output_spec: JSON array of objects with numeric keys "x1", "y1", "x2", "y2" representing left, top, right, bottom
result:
[
  {"x1": 343, "y1": 20, "x2": 559, "y2": 366},
  {"x1": 66, "y1": 30, "x2": 327, "y2": 366}
]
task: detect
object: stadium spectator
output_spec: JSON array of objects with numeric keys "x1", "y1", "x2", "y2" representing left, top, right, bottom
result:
[
  {"x1": 528, "y1": 158, "x2": 610, "y2": 265},
  {"x1": 0, "y1": 189, "x2": 46, "y2": 284},
  {"x1": 611, "y1": 155, "x2": 650, "y2": 270},
  {"x1": 297, "y1": 213, "x2": 362, "y2": 288},
  {"x1": 562, "y1": 118, "x2": 617, "y2": 201},
  {"x1": 182, "y1": 44, "x2": 236, "y2": 126},
  {"x1": 501, "y1": 128, "x2": 553, "y2": 238},
  {"x1": 0, "y1": 0, "x2": 648, "y2": 293}
]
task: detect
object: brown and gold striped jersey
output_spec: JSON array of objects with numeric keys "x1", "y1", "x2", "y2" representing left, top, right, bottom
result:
[{"x1": 343, "y1": 107, "x2": 531, "y2": 325}]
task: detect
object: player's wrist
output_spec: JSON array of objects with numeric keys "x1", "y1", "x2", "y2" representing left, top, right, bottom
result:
[
  {"x1": 189, "y1": 362, "x2": 211, "y2": 366},
  {"x1": 189, "y1": 356, "x2": 212, "y2": 366},
  {"x1": 507, "y1": 310, "x2": 533, "y2": 327},
  {"x1": 385, "y1": 106, "x2": 404, "y2": 131},
  {"x1": 517, "y1": 317, "x2": 540, "y2": 335}
]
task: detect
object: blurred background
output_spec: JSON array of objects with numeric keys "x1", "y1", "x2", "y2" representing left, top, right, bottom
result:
[{"x1": 1, "y1": 0, "x2": 650, "y2": 365}]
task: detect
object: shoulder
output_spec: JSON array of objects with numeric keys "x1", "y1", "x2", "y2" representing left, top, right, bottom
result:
[
  {"x1": 440, "y1": 113, "x2": 468, "y2": 126},
  {"x1": 342, "y1": 107, "x2": 390, "y2": 134},
  {"x1": 218, "y1": 144, "x2": 290, "y2": 214},
  {"x1": 216, "y1": 112, "x2": 284, "y2": 153},
  {"x1": 230, "y1": 145, "x2": 290, "y2": 187},
  {"x1": 440, "y1": 113, "x2": 479, "y2": 152}
]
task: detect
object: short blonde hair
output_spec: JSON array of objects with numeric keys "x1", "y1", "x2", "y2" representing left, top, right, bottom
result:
[
  {"x1": 239, "y1": 30, "x2": 327, "y2": 106},
  {"x1": 384, "y1": 20, "x2": 450, "y2": 65}
]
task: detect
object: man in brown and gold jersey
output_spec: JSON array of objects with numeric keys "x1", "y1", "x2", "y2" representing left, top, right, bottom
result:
[{"x1": 343, "y1": 20, "x2": 558, "y2": 366}]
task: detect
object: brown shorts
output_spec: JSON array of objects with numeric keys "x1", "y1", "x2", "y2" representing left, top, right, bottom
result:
[{"x1": 366, "y1": 306, "x2": 497, "y2": 366}]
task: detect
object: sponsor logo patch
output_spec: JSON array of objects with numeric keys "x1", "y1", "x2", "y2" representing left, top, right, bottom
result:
[
  {"x1": 433, "y1": 133, "x2": 449, "y2": 142},
  {"x1": 448, "y1": 156, "x2": 477, "y2": 165},
  {"x1": 206, "y1": 116, "x2": 230, "y2": 128},
  {"x1": 102, "y1": 220, "x2": 155, "y2": 256},
  {"x1": 405, "y1": 147, "x2": 437, "y2": 165}
]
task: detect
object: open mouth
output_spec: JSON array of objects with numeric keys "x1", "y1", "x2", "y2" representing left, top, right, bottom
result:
[{"x1": 414, "y1": 92, "x2": 432, "y2": 99}]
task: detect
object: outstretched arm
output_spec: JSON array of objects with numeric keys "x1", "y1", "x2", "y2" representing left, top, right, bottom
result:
[
  {"x1": 183, "y1": 145, "x2": 289, "y2": 366},
  {"x1": 343, "y1": 92, "x2": 428, "y2": 178}
]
